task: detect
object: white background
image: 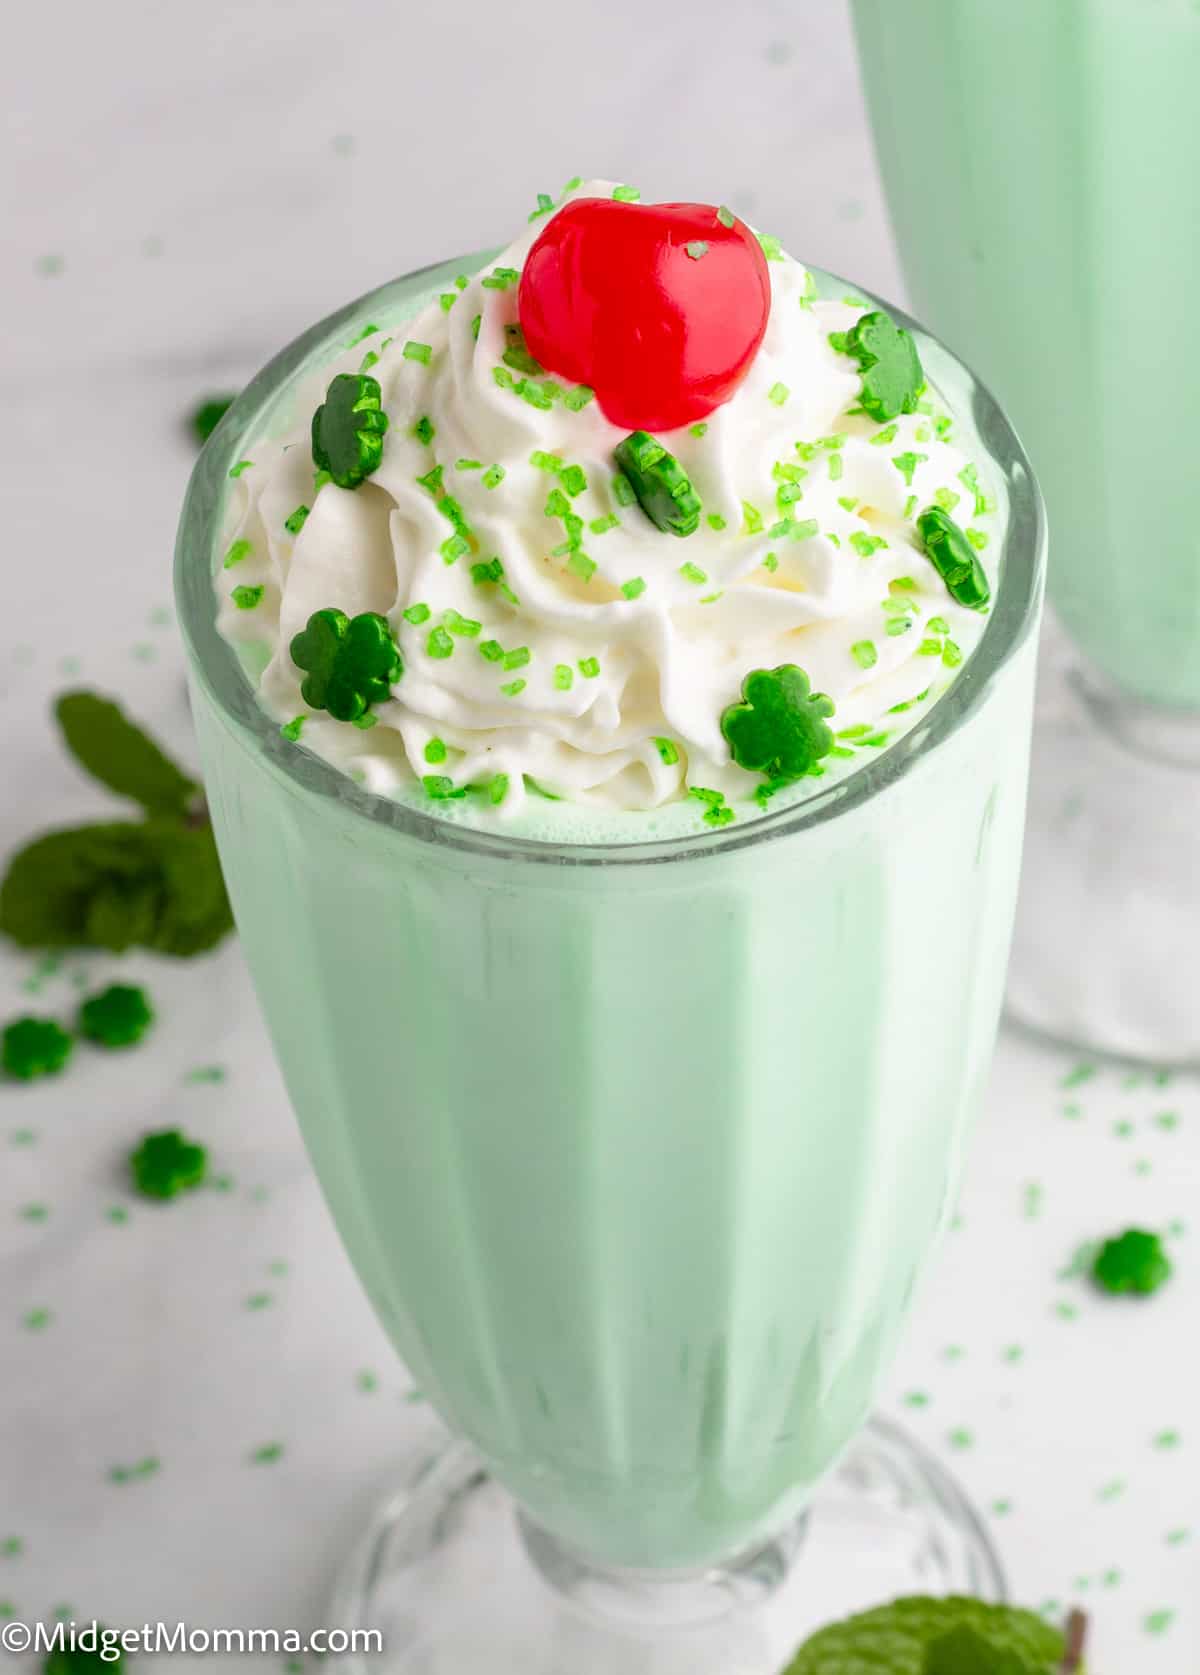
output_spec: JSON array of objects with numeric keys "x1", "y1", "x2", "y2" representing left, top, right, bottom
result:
[{"x1": 3, "y1": 2, "x2": 1197, "y2": 1669}]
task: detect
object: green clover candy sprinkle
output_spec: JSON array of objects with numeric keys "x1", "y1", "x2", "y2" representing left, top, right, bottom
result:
[
  {"x1": 613, "y1": 432, "x2": 701, "y2": 537},
  {"x1": 721, "y1": 665, "x2": 835, "y2": 783},
  {"x1": 839, "y1": 309, "x2": 924, "y2": 423},
  {"x1": 79, "y1": 983, "x2": 154, "y2": 1049},
  {"x1": 131, "y1": 1128, "x2": 208, "y2": 1200},
  {"x1": 310, "y1": 372, "x2": 390, "y2": 489},
  {"x1": 1092, "y1": 1227, "x2": 1172, "y2": 1296},
  {"x1": 782, "y1": 1595, "x2": 1067, "y2": 1675},
  {"x1": 916, "y1": 505, "x2": 991, "y2": 611},
  {"x1": 2, "y1": 1015, "x2": 73, "y2": 1081},
  {"x1": 290, "y1": 609, "x2": 402, "y2": 723}
]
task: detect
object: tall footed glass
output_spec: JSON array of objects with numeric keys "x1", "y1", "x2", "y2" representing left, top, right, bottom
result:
[
  {"x1": 853, "y1": 0, "x2": 1200, "y2": 1063},
  {"x1": 176, "y1": 259, "x2": 1044, "y2": 1670}
]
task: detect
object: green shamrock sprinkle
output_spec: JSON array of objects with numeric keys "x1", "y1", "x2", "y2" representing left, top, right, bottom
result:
[
  {"x1": 190, "y1": 395, "x2": 236, "y2": 445},
  {"x1": 310, "y1": 373, "x2": 389, "y2": 489},
  {"x1": 79, "y1": 984, "x2": 154, "y2": 1048},
  {"x1": 1092, "y1": 1228, "x2": 1172, "y2": 1295},
  {"x1": 290, "y1": 609, "x2": 402, "y2": 722},
  {"x1": 2, "y1": 1016, "x2": 72, "y2": 1080},
  {"x1": 613, "y1": 432, "x2": 701, "y2": 537},
  {"x1": 130, "y1": 1129, "x2": 208, "y2": 1200},
  {"x1": 782, "y1": 1596, "x2": 1067, "y2": 1675},
  {"x1": 917, "y1": 505, "x2": 991, "y2": 611},
  {"x1": 835, "y1": 309, "x2": 924, "y2": 423},
  {"x1": 722, "y1": 666, "x2": 834, "y2": 783}
]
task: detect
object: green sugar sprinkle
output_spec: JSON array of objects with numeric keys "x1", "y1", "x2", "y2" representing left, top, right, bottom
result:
[
  {"x1": 934, "y1": 486, "x2": 961, "y2": 513},
  {"x1": 455, "y1": 275, "x2": 469, "y2": 290},
  {"x1": 679, "y1": 562, "x2": 707, "y2": 584},
  {"x1": 852, "y1": 640, "x2": 878, "y2": 670},
  {"x1": 849, "y1": 530, "x2": 887, "y2": 558},
  {"x1": 869, "y1": 423, "x2": 899, "y2": 446},
  {"x1": 402, "y1": 341, "x2": 432, "y2": 365},
  {"x1": 828, "y1": 453, "x2": 843, "y2": 481},
  {"x1": 444, "y1": 609, "x2": 481, "y2": 637},
  {"x1": 532, "y1": 450, "x2": 564, "y2": 473},
  {"x1": 612, "y1": 472, "x2": 636, "y2": 507},
  {"x1": 567, "y1": 550, "x2": 596, "y2": 582},
  {"x1": 654, "y1": 737, "x2": 680, "y2": 765},
  {"x1": 426, "y1": 626, "x2": 454, "y2": 659},
  {"x1": 717, "y1": 205, "x2": 735, "y2": 228},
  {"x1": 967, "y1": 527, "x2": 989, "y2": 550},
  {"x1": 501, "y1": 645, "x2": 530, "y2": 670},
  {"x1": 529, "y1": 192, "x2": 555, "y2": 221},
  {"x1": 412, "y1": 415, "x2": 436, "y2": 444},
  {"x1": 479, "y1": 639, "x2": 504, "y2": 662},
  {"x1": 423, "y1": 775, "x2": 464, "y2": 800},
  {"x1": 358, "y1": 349, "x2": 379, "y2": 374},
  {"x1": 403, "y1": 602, "x2": 431, "y2": 624},
  {"x1": 500, "y1": 678, "x2": 526, "y2": 697},
  {"x1": 837, "y1": 495, "x2": 859, "y2": 511},
  {"x1": 578, "y1": 656, "x2": 601, "y2": 678},
  {"x1": 776, "y1": 483, "x2": 803, "y2": 509},
  {"x1": 456, "y1": 457, "x2": 482, "y2": 471},
  {"x1": 742, "y1": 501, "x2": 763, "y2": 534},
  {"x1": 223, "y1": 538, "x2": 252, "y2": 569},
  {"x1": 560, "y1": 463, "x2": 588, "y2": 497},
  {"x1": 757, "y1": 233, "x2": 784, "y2": 261},
  {"x1": 621, "y1": 577, "x2": 646, "y2": 600},
  {"x1": 439, "y1": 293, "x2": 457, "y2": 312},
  {"x1": 707, "y1": 512, "x2": 727, "y2": 531},
  {"x1": 228, "y1": 460, "x2": 254, "y2": 479},
  {"x1": 943, "y1": 640, "x2": 963, "y2": 667},
  {"x1": 284, "y1": 505, "x2": 310, "y2": 536},
  {"x1": 347, "y1": 322, "x2": 379, "y2": 346},
  {"x1": 440, "y1": 533, "x2": 470, "y2": 564},
  {"x1": 553, "y1": 663, "x2": 574, "y2": 690},
  {"x1": 280, "y1": 716, "x2": 304, "y2": 743},
  {"x1": 482, "y1": 464, "x2": 505, "y2": 489},
  {"x1": 928, "y1": 614, "x2": 950, "y2": 633},
  {"x1": 471, "y1": 558, "x2": 504, "y2": 586},
  {"x1": 563, "y1": 384, "x2": 595, "y2": 411},
  {"x1": 768, "y1": 381, "x2": 789, "y2": 406},
  {"x1": 503, "y1": 322, "x2": 543, "y2": 376},
  {"x1": 488, "y1": 773, "x2": 509, "y2": 805},
  {"x1": 471, "y1": 314, "x2": 482, "y2": 340},
  {"x1": 481, "y1": 266, "x2": 520, "y2": 290},
  {"x1": 903, "y1": 493, "x2": 917, "y2": 519},
  {"x1": 761, "y1": 552, "x2": 779, "y2": 573},
  {"x1": 590, "y1": 513, "x2": 619, "y2": 535},
  {"x1": 690, "y1": 422, "x2": 709, "y2": 438},
  {"x1": 613, "y1": 185, "x2": 640, "y2": 202},
  {"x1": 892, "y1": 450, "x2": 927, "y2": 485},
  {"x1": 231, "y1": 584, "x2": 264, "y2": 610},
  {"x1": 685, "y1": 241, "x2": 709, "y2": 260}
]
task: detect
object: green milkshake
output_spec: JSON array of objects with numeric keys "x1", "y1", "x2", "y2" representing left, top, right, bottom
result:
[
  {"x1": 853, "y1": 0, "x2": 1200, "y2": 708},
  {"x1": 178, "y1": 182, "x2": 1043, "y2": 1601}
]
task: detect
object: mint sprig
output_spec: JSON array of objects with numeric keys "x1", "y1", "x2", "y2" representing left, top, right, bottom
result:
[
  {"x1": 783, "y1": 1596, "x2": 1072, "y2": 1675},
  {"x1": 0, "y1": 693, "x2": 233, "y2": 958}
]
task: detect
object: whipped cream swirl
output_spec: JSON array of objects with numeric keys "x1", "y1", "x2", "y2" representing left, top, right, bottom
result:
[{"x1": 217, "y1": 179, "x2": 996, "y2": 824}]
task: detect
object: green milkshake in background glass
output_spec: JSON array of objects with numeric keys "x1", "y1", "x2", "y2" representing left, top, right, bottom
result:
[
  {"x1": 176, "y1": 180, "x2": 1044, "y2": 1667},
  {"x1": 853, "y1": 0, "x2": 1200, "y2": 1063}
]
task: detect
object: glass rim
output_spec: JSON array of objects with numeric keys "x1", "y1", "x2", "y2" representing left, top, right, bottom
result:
[{"x1": 174, "y1": 252, "x2": 1046, "y2": 870}]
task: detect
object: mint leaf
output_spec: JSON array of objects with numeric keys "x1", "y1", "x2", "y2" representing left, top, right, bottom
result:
[
  {"x1": 55, "y1": 692, "x2": 197, "y2": 817},
  {"x1": 783, "y1": 1597, "x2": 1065, "y2": 1675},
  {"x1": 924, "y1": 1625, "x2": 1036, "y2": 1674},
  {"x1": 0, "y1": 820, "x2": 232, "y2": 957}
]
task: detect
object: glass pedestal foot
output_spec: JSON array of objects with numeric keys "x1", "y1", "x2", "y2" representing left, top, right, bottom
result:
[
  {"x1": 1008, "y1": 648, "x2": 1200, "y2": 1065},
  {"x1": 326, "y1": 1416, "x2": 1004, "y2": 1675}
]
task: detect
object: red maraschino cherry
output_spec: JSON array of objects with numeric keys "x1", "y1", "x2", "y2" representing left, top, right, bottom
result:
[{"x1": 518, "y1": 199, "x2": 771, "y2": 433}]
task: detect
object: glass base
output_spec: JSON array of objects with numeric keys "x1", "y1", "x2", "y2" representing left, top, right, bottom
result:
[
  {"x1": 1008, "y1": 655, "x2": 1200, "y2": 1065},
  {"x1": 326, "y1": 1416, "x2": 1004, "y2": 1674}
]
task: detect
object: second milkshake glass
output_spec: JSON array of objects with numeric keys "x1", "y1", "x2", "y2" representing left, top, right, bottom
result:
[
  {"x1": 854, "y1": 0, "x2": 1200, "y2": 1063},
  {"x1": 177, "y1": 256, "x2": 1044, "y2": 1669}
]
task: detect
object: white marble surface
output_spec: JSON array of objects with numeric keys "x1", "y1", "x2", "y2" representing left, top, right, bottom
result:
[{"x1": 2, "y1": 2, "x2": 1196, "y2": 1669}]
